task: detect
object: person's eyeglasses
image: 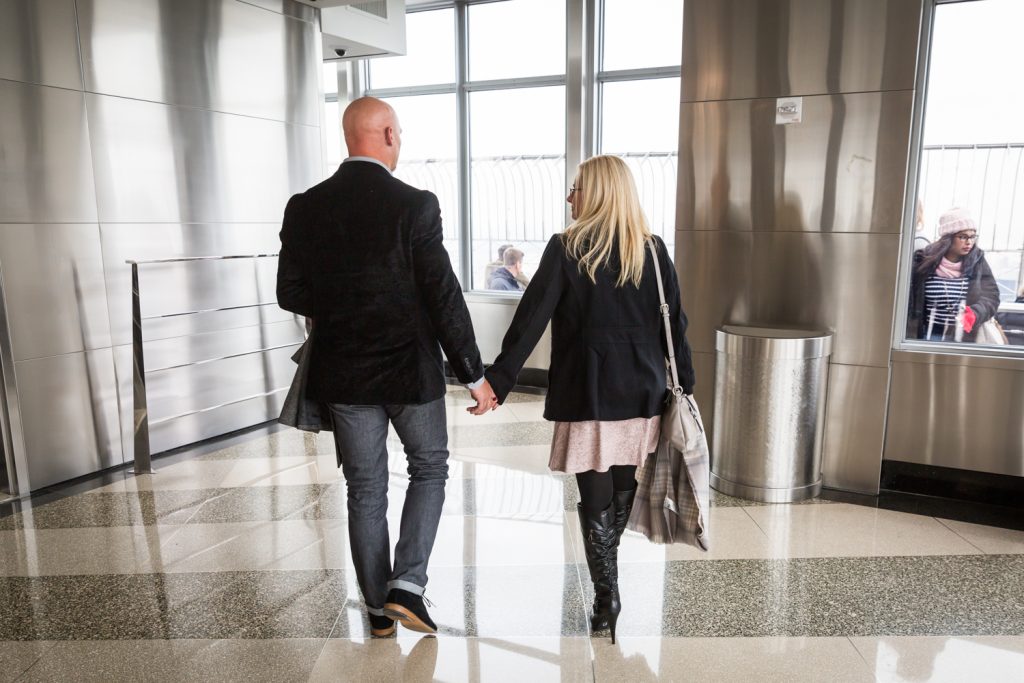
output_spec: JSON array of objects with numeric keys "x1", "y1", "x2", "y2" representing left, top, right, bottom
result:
[{"x1": 955, "y1": 232, "x2": 979, "y2": 243}]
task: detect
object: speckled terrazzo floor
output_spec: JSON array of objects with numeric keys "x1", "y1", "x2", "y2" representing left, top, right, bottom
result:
[{"x1": 1, "y1": 386, "x2": 1022, "y2": 682}]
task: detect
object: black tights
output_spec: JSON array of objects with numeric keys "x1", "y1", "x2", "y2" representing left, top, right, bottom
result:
[{"x1": 575, "y1": 466, "x2": 637, "y2": 515}]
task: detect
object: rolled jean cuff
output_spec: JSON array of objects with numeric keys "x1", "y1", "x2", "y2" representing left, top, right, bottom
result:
[
  {"x1": 366, "y1": 605, "x2": 386, "y2": 617},
  {"x1": 387, "y1": 579, "x2": 424, "y2": 596}
]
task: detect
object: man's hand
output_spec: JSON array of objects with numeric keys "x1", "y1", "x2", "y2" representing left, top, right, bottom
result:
[{"x1": 467, "y1": 380, "x2": 498, "y2": 415}]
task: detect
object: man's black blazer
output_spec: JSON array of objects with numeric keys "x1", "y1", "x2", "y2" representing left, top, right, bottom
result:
[{"x1": 277, "y1": 160, "x2": 483, "y2": 405}]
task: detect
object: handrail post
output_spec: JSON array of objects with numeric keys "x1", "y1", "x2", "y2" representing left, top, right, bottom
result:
[{"x1": 130, "y1": 261, "x2": 154, "y2": 475}]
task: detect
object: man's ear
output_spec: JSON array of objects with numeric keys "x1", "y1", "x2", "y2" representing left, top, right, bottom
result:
[{"x1": 384, "y1": 126, "x2": 395, "y2": 146}]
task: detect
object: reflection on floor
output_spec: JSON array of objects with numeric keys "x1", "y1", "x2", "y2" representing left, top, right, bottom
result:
[{"x1": 1, "y1": 387, "x2": 1023, "y2": 682}]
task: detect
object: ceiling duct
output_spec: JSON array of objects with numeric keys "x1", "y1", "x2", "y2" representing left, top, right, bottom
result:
[
  {"x1": 349, "y1": 1, "x2": 388, "y2": 19},
  {"x1": 320, "y1": 0, "x2": 406, "y2": 60}
]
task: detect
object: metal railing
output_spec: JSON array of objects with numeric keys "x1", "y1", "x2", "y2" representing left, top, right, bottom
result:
[
  {"x1": 395, "y1": 151, "x2": 679, "y2": 287},
  {"x1": 394, "y1": 151, "x2": 680, "y2": 241},
  {"x1": 127, "y1": 254, "x2": 288, "y2": 475}
]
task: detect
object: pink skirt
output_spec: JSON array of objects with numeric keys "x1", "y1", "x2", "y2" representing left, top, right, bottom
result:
[{"x1": 548, "y1": 416, "x2": 661, "y2": 474}]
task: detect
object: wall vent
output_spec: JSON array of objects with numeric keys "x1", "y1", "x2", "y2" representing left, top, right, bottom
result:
[{"x1": 348, "y1": 1, "x2": 388, "y2": 19}]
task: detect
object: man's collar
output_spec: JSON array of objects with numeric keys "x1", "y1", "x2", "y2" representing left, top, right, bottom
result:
[{"x1": 343, "y1": 156, "x2": 393, "y2": 175}]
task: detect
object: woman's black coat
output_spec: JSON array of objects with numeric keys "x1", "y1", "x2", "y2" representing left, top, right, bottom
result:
[
  {"x1": 907, "y1": 247, "x2": 1001, "y2": 342},
  {"x1": 485, "y1": 234, "x2": 695, "y2": 422}
]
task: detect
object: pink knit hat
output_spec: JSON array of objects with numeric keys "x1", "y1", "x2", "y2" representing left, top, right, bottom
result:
[{"x1": 937, "y1": 207, "x2": 977, "y2": 237}]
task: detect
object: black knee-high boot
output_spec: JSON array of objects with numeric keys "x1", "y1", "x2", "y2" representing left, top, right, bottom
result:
[
  {"x1": 577, "y1": 502, "x2": 621, "y2": 643},
  {"x1": 611, "y1": 487, "x2": 637, "y2": 541}
]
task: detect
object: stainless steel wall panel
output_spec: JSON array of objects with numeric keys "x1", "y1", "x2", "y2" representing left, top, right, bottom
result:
[
  {"x1": 676, "y1": 230, "x2": 900, "y2": 368},
  {"x1": 678, "y1": 92, "x2": 914, "y2": 233},
  {"x1": 1, "y1": 0, "x2": 322, "y2": 491},
  {"x1": 99, "y1": 223, "x2": 285, "y2": 346},
  {"x1": 14, "y1": 349, "x2": 123, "y2": 490},
  {"x1": 0, "y1": 81, "x2": 98, "y2": 224},
  {"x1": 77, "y1": 0, "x2": 320, "y2": 125},
  {"x1": 0, "y1": 0, "x2": 83, "y2": 90},
  {"x1": 0, "y1": 224, "x2": 111, "y2": 360},
  {"x1": 821, "y1": 363, "x2": 888, "y2": 493},
  {"x1": 681, "y1": 0, "x2": 920, "y2": 103},
  {"x1": 884, "y1": 354, "x2": 1024, "y2": 477},
  {"x1": 87, "y1": 94, "x2": 320, "y2": 224}
]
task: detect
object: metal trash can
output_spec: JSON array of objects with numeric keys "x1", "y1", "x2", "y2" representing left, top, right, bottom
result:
[{"x1": 711, "y1": 325, "x2": 832, "y2": 503}]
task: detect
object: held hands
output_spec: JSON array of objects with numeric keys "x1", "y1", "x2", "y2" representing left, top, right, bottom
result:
[{"x1": 467, "y1": 379, "x2": 499, "y2": 415}]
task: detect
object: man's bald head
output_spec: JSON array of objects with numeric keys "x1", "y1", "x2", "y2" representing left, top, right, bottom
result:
[{"x1": 342, "y1": 97, "x2": 402, "y2": 171}]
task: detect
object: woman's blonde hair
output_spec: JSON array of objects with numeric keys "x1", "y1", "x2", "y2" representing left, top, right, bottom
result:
[{"x1": 564, "y1": 155, "x2": 653, "y2": 288}]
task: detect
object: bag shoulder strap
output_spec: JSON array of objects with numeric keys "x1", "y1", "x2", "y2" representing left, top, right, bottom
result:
[{"x1": 647, "y1": 240, "x2": 683, "y2": 395}]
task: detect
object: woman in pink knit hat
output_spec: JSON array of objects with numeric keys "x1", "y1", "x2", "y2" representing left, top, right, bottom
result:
[{"x1": 907, "y1": 207, "x2": 1000, "y2": 342}]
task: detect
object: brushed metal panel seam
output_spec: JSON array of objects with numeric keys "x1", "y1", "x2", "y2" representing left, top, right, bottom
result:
[
  {"x1": 680, "y1": 88, "x2": 917, "y2": 105},
  {"x1": 890, "y1": 351, "x2": 1024, "y2": 373},
  {"x1": 77, "y1": 0, "x2": 320, "y2": 126},
  {"x1": 87, "y1": 93, "x2": 322, "y2": 223},
  {"x1": 0, "y1": 80, "x2": 99, "y2": 224},
  {"x1": 234, "y1": 0, "x2": 318, "y2": 23},
  {"x1": 0, "y1": 76, "x2": 84, "y2": 94},
  {"x1": 681, "y1": 0, "x2": 921, "y2": 102},
  {"x1": 76, "y1": 91, "x2": 321, "y2": 129}
]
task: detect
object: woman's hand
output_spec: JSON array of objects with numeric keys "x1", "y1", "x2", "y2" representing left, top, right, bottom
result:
[
  {"x1": 962, "y1": 305, "x2": 977, "y2": 333},
  {"x1": 467, "y1": 380, "x2": 499, "y2": 415}
]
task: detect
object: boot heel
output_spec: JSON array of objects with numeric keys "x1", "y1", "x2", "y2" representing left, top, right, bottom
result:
[{"x1": 609, "y1": 613, "x2": 619, "y2": 644}]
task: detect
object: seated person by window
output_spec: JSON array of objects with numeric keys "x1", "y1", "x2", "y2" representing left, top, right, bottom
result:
[
  {"x1": 907, "y1": 208, "x2": 1001, "y2": 343},
  {"x1": 483, "y1": 244, "x2": 513, "y2": 288},
  {"x1": 488, "y1": 247, "x2": 528, "y2": 291}
]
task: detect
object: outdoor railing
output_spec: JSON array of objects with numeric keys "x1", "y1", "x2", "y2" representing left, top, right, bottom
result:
[
  {"x1": 394, "y1": 152, "x2": 679, "y2": 242},
  {"x1": 919, "y1": 143, "x2": 1024, "y2": 299}
]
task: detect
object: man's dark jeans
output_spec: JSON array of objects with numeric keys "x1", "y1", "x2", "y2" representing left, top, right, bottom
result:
[{"x1": 326, "y1": 398, "x2": 448, "y2": 616}]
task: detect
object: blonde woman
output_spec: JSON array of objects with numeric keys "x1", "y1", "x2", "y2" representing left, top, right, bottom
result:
[{"x1": 482, "y1": 155, "x2": 695, "y2": 641}]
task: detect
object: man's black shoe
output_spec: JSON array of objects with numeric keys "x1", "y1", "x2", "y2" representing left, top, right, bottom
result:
[
  {"x1": 383, "y1": 589, "x2": 437, "y2": 634},
  {"x1": 369, "y1": 613, "x2": 396, "y2": 638}
]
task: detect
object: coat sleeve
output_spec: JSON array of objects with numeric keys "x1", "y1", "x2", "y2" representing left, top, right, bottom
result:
[
  {"x1": 485, "y1": 235, "x2": 565, "y2": 403},
  {"x1": 276, "y1": 195, "x2": 315, "y2": 317},
  {"x1": 970, "y1": 257, "x2": 1002, "y2": 324},
  {"x1": 410, "y1": 191, "x2": 484, "y2": 384},
  {"x1": 657, "y1": 237, "x2": 696, "y2": 394}
]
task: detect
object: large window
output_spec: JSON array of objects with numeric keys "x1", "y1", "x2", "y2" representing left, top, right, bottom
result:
[
  {"x1": 325, "y1": 0, "x2": 685, "y2": 293},
  {"x1": 597, "y1": 0, "x2": 683, "y2": 250},
  {"x1": 903, "y1": 0, "x2": 1024, "y2": 350}
]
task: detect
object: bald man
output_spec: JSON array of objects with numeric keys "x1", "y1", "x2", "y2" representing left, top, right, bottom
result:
[{"x1": 277, "y1": 97, "x2": 495, "y2": 637}]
